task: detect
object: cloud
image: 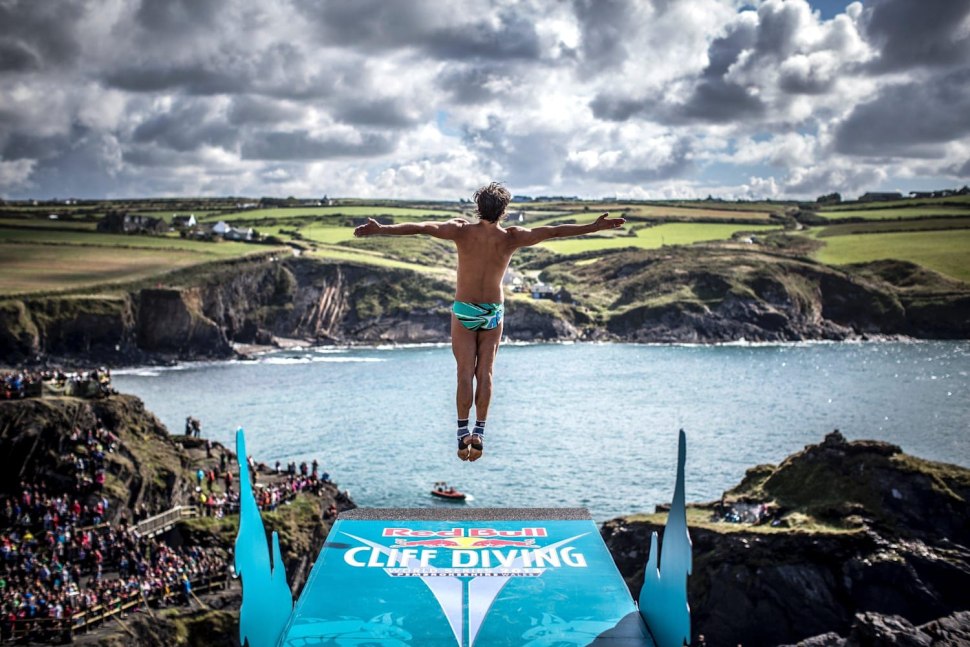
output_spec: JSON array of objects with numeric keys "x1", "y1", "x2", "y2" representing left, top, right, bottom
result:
[
  {"x1": 0, "y1": 1, "x2": 86, "y2": 72},
  {"x1": 132, "y1": 100, "x2": 239, "y2": 153},
  {"x1": 863, "y1": 0, "x2": 970, "y2": 72},
  {"x1": 0, "y1": 0, "x2": 967, "y2": 199},
  {"x1": 240, "y1": 130, "x2": 398, "y2": 161},
  {"x1": 834, "y1": 69, "x2": 970, "y2": 156}
]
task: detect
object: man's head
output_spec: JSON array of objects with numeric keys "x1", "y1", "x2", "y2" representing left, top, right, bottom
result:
[{"x1": 473, "y1": 182, "x2": 511, "y2": 223}]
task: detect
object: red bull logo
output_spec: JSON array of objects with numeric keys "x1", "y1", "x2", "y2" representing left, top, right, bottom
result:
[
  {"x1": 393, "y1": 537, "x2": 537, "y2": 550},
  {"x1": 385, "y1": 527, "x2": 545, "y2": 550}
]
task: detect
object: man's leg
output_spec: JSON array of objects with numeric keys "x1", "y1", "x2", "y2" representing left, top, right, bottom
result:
[
  {"x1": 451, "y1": 316, "x2": 477, "y2": 460},
  {"x1": 468, "y1": 323, "x2": 502, "y2": 461}
]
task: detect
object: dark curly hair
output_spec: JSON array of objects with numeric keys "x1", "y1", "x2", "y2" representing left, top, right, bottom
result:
[{"x1": 473, "y1": 182, "x2": 511, "y2": 223}]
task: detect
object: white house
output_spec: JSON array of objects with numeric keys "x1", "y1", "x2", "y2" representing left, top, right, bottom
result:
[
  {"x1": 225, "y1": 226, "x2": 254, "y2": 241},
  {"x1": 172, "y1": 214, "x2": 197, "y2": 229},
  {"x1": 212, "y1": 221, "x2": 232, "y2": 236}
]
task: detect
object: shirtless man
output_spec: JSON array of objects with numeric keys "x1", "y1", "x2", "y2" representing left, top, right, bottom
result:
[{"x1": 354, "y1": 182, "x2": 624, "y2": 461}]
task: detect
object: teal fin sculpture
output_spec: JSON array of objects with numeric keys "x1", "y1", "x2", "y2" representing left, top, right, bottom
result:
[
  {"x1": 235, "y1": 428, "x2": 293, "y2": 647},
  {"x1": 639, "y1": 429, "x2": 693, "y2": 647}
]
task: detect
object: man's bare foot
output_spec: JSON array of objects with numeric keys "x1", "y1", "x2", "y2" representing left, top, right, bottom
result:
[
  {"x1": 457, "y1": 435, "x2": 472, "y2": 461},
  {"x1": 467, "y1": 434, "x2": 483, "y2": 461}
]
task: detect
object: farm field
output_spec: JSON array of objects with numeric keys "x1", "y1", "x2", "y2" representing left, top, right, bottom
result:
[
  {"x1": 202, "y1": 205, "x2": 461, "y2": 223},
  {"x1": 818, "y1": 195, "x2": 970, "y2": 211},
  {"x1": 815, "y1": 217, "x2": 970, "y2": 237},
  {"x1": 541, "y1": 222, "x2": 780, "y2": 255},
  {"x1": 309, "y1": 244, "x2": 451, "y2": 276},
  {"x1": 525, "y1": 203, "x2": 775, "y2": 221},
  {"x1": 0, "y1": 218, "x2": 98, "y2": 230},
  {"x1": 812, "y1": 229, "x2": 970, "y2": 283},
  {"x1": 816, "y1": 206, "x2": 970, "y2": 220},
  {"x1": 0, "y1": 227, "x2": 271, "y2": 257},
  {"x1": 0, "y1": 243, "x2": 211, "y2": 295}
]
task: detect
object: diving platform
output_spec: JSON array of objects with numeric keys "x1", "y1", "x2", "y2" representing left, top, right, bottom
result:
[{"x1": 233, "y1": 431, "x2": 692, "y2": 647}]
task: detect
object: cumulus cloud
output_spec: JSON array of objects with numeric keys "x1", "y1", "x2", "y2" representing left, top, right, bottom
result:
[{"x1": 0, "y1": 0, "x2": 967, "y2": 199}]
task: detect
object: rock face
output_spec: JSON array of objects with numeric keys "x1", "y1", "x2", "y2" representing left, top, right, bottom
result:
[
  {"x1": 602, "y1": 433, "x2": 970, "y2": 647},
  {"x1": 2, "y1": 250, "x2": 969, "y2": 366},
  {"x1": 789, "y1": 611, "x2": 970, "y2": 646},
  {"x1": 0, "y1": 394, "x2": 195, "y2": 516}
]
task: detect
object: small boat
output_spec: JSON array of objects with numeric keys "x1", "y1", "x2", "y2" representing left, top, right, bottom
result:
[{"x1": 431, "y1": 482, "x2": 467, "y2": 502}]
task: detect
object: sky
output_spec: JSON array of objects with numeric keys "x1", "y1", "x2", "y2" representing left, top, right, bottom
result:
[{"x1": 0, "y1": 0, "x2": 968, "y2": 201}]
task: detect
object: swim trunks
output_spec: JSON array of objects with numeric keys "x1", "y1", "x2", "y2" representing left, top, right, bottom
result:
[{"x1": 452, "y1": 301, "x2": 504, "y2": 331}]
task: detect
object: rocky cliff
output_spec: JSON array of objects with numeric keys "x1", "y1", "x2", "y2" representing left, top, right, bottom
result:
[
  {"x1": 0, "y1": 394, "x2": 193, "y2": 516},
  {"x1": 2, "y1": 248, "x2": 968, "y2": 366},
  {"x1": 601, "y1": 432, "x2": 970, "y2": 646}
]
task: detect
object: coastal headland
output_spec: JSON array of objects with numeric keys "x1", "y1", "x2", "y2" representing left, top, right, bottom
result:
[
  {"x1": 2, "y1": 196, "x2": 969, "y2": 367},
  {"x1": 0, "y1": 390, "x2": 354, "y2": 645},
  {"x1": 2, "y1": 249, "x2": 968, "y2": 368},
  {"x1": 603, "y1": 431, "x2": 970, "y2": 646}
]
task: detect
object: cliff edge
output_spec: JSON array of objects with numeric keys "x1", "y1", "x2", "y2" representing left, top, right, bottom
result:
[{"x1": 602, "y1": 431, "x2": 970, "y2": 646}]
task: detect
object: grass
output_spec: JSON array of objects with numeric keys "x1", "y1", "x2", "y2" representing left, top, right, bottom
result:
[
  {"x1": 290, "y1": 224, "x2": 357, "y2": 245},
  {"x1": 812, "y1": 229, "x2": 970, "y2": 283},
  {"x1": 819, "y1": 195, "x2": 970, "y2": 211},
  {"x1": 309, "y1": 244, "x2": 452, "y2": 276},
  {"x1": 522, "y1": 201, "x2": 780, "y2": 220},
  {"x1": 202, "y1": 205, "x2": 461, "y2": 223},
  {"x1": 0, "y1": 225, "x2": 288, "y2": 295},
  {"x1": 0, "y1": 218, "x2": 98, "y2": 230},
  {"x1": 0, "y1": 226, "x2": 271, "y2": 256},
  {"x1": 623, "y1": 507, "x2": 858, "y2": 535},
  {"x1": 816, "y1": 207, "x2": 970, "y2": 220},
  {"x1": 0, "y1": 243, "x2": 217, "y2": 295},
  {"x1": 814, "y1": 217, "x2": 970, "y2": 237},
  {"x1": 541, "y1": 222, "x2": 780, "y2": 254}
]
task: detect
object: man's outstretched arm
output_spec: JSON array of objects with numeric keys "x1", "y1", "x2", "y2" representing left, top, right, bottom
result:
[
  {"x1": 509, "y1": 213, "x2": 625, "y2": 248},
  {"x1": 353, "y1": 217, "x2": 464, "y2": 240}
]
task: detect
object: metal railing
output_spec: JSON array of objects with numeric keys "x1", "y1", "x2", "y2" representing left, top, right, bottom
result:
[
  {"x1": 134, "y1": 505, "x2": 197, "y2": 538},
  {"x1": 0, "y1": 573, "x2": 231, "y2": 643}
]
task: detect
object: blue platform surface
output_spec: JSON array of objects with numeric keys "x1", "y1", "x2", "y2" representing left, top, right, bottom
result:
[{"x1": 277, "y1": 507, "x2": 654, "y2": 647}]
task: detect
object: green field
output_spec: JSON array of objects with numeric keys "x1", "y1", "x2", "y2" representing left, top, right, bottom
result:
[
  {"x1": 0, "y1": 226, "x2": 286, "y2": 295},
  {"x1": 541, "y1": 223, "x2": 780, "y2": 254},
  {"x1": 0, "y1": 243, "x2": 216, "y2": 295},
  {"x1": 0, "y1": 227, "x2": 267, "y2": 256},
  {"x1": 531, "y1": 203, "x2": 774, "y2": 221},
  {"x1": 817, "y1": 207, "x2": 970, "y2": 221},
  {"x1": 813, "y1": 229, "x2": 970, "y2": 283},
  {"x1": 0, "y1": 218, "x2": 98, "y2": 231},
  {"x1": 819, "y1": 195, "x2": 970, "y2": 211},
  {"x1": 815, "y1": 217, "x2": 970, "y2": 237},
  {"x1": 204, "y1": 206, "x2": 461, "y2": 223},
  {"x1": 287, "y1": 224, "x2": 358, "y2": 245},
  {"x1": 309, "y1": 244, "x2": 451, "y2": 276}
]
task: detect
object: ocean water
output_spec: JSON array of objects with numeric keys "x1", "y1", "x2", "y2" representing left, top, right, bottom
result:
[{"x1": 113, "y1": 341, "x2": 970, "y2": 521}]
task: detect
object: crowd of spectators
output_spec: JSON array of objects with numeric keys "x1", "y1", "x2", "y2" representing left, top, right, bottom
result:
[
  {"x1": 1, "y1": 368, "x2": 114, "y2": 400},
  {"x1": 196, "y1": 468, "x2": 331, "y2": 517},
  {"x1": 0, "y1": 415, "x2": 229, "y2": 642}
]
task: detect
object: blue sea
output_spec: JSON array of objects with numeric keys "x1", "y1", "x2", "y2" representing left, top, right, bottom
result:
[{"x1": 113, "y1": 341, "x2": 970, "y2": 521}]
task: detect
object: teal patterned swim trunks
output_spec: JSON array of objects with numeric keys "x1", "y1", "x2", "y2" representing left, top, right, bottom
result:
[{"x1": 452, "y1": 301, "x2": 505, "y2": 331}]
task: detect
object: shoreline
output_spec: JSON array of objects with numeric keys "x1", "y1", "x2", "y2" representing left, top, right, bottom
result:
[{"x1": 96, "y1": 333, "x2": 938, "y2": 374}]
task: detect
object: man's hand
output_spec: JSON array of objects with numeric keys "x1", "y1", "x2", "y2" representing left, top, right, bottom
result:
[
  {"x1": 354, "y1": 218, "x2": 381, "y2": 237},
  {"x1": 594, "y1": 212, "x2": 625, "y2": 231}
]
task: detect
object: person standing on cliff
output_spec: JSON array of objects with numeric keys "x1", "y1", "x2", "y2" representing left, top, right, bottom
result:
[{"x1": 354, "y1": 182, "x2": 624, "y2": 461}]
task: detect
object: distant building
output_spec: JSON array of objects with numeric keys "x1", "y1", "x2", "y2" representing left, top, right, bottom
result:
[
  {"x1": 211, "y1": 221, "x2": 232, "y2": 236},
  {"x1": 224, "y1": 226, "x2": 254, "y2": 241},
  {"x1": 172, "y1": 214, "x2": 197, "y2": 229},
  {"x1": 97, "y1": 212, "x2": 167, "y2": 234},
  {"x1": 858, "y1": 192, "x2": 903, "y2": 202},
  {"x1": 531, "y1": 283, "x2": 557, "y2": 299}
]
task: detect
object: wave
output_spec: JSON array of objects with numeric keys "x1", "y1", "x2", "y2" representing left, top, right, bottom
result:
[{"x1": 258, "y1": 356, "x2": 385, "y2": 365}]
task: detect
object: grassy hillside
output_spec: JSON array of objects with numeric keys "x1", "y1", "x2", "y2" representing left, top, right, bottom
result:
[{"x1": 1, "y1": 194, "x2": 967, "y2": 308}]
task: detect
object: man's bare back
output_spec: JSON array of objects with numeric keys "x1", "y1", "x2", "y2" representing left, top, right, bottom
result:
[{"x1": 353, "y1": 182, "x2": 624, "y2": 462}]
